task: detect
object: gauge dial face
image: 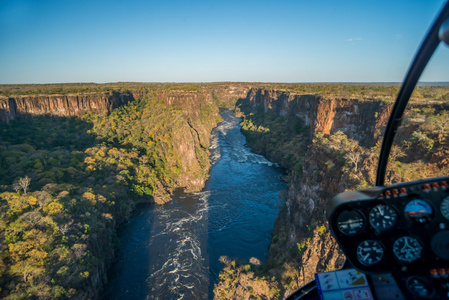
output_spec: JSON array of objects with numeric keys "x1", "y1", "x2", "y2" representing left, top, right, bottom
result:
[
  {"x1": 393, "y1": 236, "x2": 422, "y2": 263},
  {"x1": 406, "y1": 277, "x2": 434, "y2": 298},
  {"x1": 337, "y1": 210, "x2": 364, "y2": 236},
  {"x1": 369, "y1": 204, "x2": 398, "y2": 231},
  {"x1": 440, "y1": 196, "x2": 449, "y2": 220},
  {"x1": 357, "y1": 240, "x2": 384, "y2": 266},
  {"x1": 404, "y1": 199, "x2": 433, "y2": 223}
]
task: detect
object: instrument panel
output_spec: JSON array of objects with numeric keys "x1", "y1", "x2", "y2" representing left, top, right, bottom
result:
[{"x1": 327, "y1": 176, "x2": 449, "y2": 298}]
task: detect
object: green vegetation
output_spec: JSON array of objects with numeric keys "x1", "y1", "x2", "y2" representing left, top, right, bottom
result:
[
  {"x1": 0, "y1": 89, "x2": 221, "y2": 299},
  {"x1": 2, "y1": 82, "x2": 449, "y2": 299},
  {"x1": 214, "y1": 256, "x2": 281, "y2": 300},
  {"x1": 3, "y1": 82, "x2": 449, "y2": 104},
  {"x1": 0, "y1": 82, "x2": 243, "y2": 98},
  {"x1": 217, "y1": 85, "x2": 449, "y2": 299},
  {"x1": 247, "y1": 83, "x2": 449, "y2": 103},
  {"x1": 385, "y1": 107, "x2": 449, "y2": 184},
  {"x1": 296, "y1": 240, "x2": 309, "y2": 255},
  {"x1": 0, "y1": 114, "x2": 132, "y2": 298},
  {"x1": 236, "y1": 103, "x2": 310, "y2": 178}
]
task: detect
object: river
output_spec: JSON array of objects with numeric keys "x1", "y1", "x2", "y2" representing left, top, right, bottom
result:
[{"x1": 103, "y1": 109, "x2": 287, "y2": 299}]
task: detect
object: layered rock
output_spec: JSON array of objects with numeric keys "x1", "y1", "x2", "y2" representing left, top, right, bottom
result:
[
  {"x1": 235, "y1": 89, "x2": 394, "y2": 297},
  {"x1": 0, "y1": 86, "x2": 249, "y2": 200},
  {"x1": 0, "y1": 87, "x2": 227, "y2": 299},
  {"x1": 157, "y1": 90, "x2": 222, "y2": 193},
  {"x1": 0, "y1": 92, "x2": 133, "y2": 122},
  {"x1": 245, "y1": 89, "x2": 391, "y2": 145}
]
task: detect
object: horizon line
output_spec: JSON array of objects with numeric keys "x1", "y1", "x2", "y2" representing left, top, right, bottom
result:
[{"x1": 1, "y1": 81, "x2": 449, "y2": 86}]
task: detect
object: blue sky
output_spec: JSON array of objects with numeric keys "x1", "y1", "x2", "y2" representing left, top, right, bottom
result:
[{"x1": 0, "y1": 0, "x2": 448, "y2": 83}]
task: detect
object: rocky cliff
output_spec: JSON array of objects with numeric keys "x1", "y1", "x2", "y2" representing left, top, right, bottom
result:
[
  {"x1": 245, "y1": 89, "x2": 391, "y2": 145},
  {"x1": 0, "y1": 92, "x2": 133, "y2": 123},
  {"x1": 154, "y1": 89, "x2": 222, "y2": 195},
  {"x1": 221, "y1": 89, "x2": 395, "y2": 298},
  {"x1": 127, "y1": 86, "x2": 247, "y2": 195},
  {"x1": 0, "y1": 85, "x2": 250, "y2": 200},
  {"x1": 0, "y1": 86, "x2": 233, "y2": 299}
]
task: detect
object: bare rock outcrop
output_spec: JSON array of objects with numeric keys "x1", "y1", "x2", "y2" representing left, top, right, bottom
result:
[
  {"x1": 0, "y1": 92, "x2": 133, "y2": 122},
  {"x1": 235, "y1": 89, "x2": 395, "y2": 298},
  {"x1": 245, "y1": 89, "x2": 391, "y2": 145}
]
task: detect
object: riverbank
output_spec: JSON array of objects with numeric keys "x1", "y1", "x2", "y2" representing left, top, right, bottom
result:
[
  {"x1": 215, "y1": 87, "x2": 449, "y2": 299},
  {"x1": 0, "y1": 87, "x2": 231, "y2": 299},
  {"x1": 102, "y1": 109, "x2": 287, "y2": 299}
]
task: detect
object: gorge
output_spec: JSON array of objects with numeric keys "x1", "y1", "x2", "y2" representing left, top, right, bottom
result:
[
  {"x1": 0, "y1": 83, "x2": 448, "y2": 299},
  {"x1": 103, "y1": 109, "x2": 287, "y2": 299},
  {"x1": 215, "y1": 86, "x2": 449, "y2": 298}
]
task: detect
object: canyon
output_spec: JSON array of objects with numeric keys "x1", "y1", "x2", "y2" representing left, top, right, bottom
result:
[
  {"x1": 246, "y1": 90, "x2": 390, "y2": 288},
  {"x1": 0, "y1": 86, "x2": 249, "y2": 201},
  {"x1": 0, "y1": 84, "x2": 251, "y2": 299},
  {"x1": 213, "y1": 89, "x2": 394, "y2": 298},
  {"x1": 1, "y1": 83, "x2": 447, "y2": 299},
  {"x1": 215, "y1": 87, "x2": 449, "y2": 299}
]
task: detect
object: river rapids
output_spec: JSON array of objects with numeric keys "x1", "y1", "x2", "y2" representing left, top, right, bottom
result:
[{"x1": 103, "y1": 109, "x2": 287, "y2": 299}]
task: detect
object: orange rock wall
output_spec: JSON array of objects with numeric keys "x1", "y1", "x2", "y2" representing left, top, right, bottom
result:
[{"x1": 0, "y1": 92, "x2": 132, "y2": 122}]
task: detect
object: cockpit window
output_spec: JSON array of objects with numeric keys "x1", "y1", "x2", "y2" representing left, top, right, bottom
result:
[{"x1": 385, "y1": 81, "x2": 449, "y2": 184}]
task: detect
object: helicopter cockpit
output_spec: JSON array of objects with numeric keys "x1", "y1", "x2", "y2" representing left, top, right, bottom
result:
[{"x1": 288, "y1": 1, "x2": 449, "y2": 299}]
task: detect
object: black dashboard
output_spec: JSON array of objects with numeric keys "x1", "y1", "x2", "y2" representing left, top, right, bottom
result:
[{"x1": 327, "y1": 176, "x2": 449, "y2": 299}]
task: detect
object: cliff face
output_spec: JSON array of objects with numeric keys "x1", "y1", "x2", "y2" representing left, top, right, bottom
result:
[
  {"x1": 0, "y1": 88, "x2": 241, "y2": 199},
  {"x1": 0, "y1": 92, "x2": 133, "y2": 122},
  {"x1": 278, "y1": 145, "x2": 348, "y2": 290},
  {"x1": 237, "y1": 89, "x2": 393, "y2": 297},
  {"x1": 0, "y1": 88, "x2": 226, "y2": 299},
  {"x1": 246, "y1": 89, "x2": 391, "y2": 145},
  {"x1": 157, "y1": 90, "x2": 222, "y2": 194},
  {"x1": 0, "y1": 89, "x2": 224, "y2": 197}
]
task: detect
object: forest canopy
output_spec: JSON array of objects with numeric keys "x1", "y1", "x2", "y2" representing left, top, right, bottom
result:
[{"x1": 0, "y1": 90, "x2": 220, "y2": 299}]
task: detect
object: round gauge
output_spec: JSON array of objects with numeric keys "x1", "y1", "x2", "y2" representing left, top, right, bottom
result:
[
  {"x1": 337, "y1": 210, "x2": 365, "y2": 236},
  {"x1": 440, "y1": 196, "x2": 449, "y2": 220},
  {"x1": 431, "y1": 231, "x2": 449, "y2": 260},
  {"x1": 356, "y1": 240, "x2": 384, "y2": 266},
  {"x1": 369, "y1": 204, "x2": 398, "y2": 231},
  {"x1": 406, "y1": 277, "x2": 434, "y2": 298},
  {"x1": 393, "y1": 236, "x2": 422, "y2": 263},
  {"x1": 404, "y1": 199, "x2": 433, "y2": 223}
]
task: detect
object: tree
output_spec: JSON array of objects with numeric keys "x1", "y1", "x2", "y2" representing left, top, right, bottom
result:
[
  {"x1": 388, "y1": 145, "x2": 406, "y2": 164},
  {"x1": 345, "y1": 151, "x2": 362, "y2": 172},
  {"x1": 387, "y1": 145, "x2": 406, "y2": 183},
  {"x1": 13, "y1": 176, "x2": 31, "y2": 194},
  {"x1": 428, "y1": 113, "x2": 449, "y2": 143}
]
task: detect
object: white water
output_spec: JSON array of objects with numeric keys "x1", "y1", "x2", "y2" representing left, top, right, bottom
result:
[{"x1": 103, "y1": 110, "x2": 287, "y2": 299}]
